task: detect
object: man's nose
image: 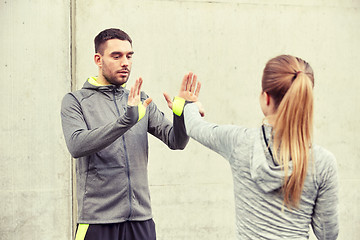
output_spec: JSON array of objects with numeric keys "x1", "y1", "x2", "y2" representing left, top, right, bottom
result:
[{"x1": 120, "y1": 56, "x2": 129, "y2": 67}]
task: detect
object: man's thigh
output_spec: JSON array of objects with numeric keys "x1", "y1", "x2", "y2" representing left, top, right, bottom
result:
[
  {"x1": 126, "y1": 219, "x2": 156, "y2": 240},
  {"x1": 75, "y1": 219, "x2": 156, "y2": 240}
]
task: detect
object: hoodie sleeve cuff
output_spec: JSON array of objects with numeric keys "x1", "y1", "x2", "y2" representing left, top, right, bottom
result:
[
  {"x1": 173, "y1": 96, "x2": 186, "y2": 116},
  {"x1": 138, "y1": 103, "x2": 146, "y2": 122}
]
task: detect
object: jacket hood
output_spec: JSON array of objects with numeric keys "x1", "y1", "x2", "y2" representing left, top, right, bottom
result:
[
  {"x1": 82, "y1": 77, "x2": 127, "y2": 91},
  {"x1": 250, "y1": 125, "x2": 293, "y2": 193},
  {"x1": 81, "y1": 77, "x2": 128, "y2": 100}
]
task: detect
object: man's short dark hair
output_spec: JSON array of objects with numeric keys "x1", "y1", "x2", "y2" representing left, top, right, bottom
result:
[{"x1": 94, "y1": 28, "x2": 132, "y2": 55}]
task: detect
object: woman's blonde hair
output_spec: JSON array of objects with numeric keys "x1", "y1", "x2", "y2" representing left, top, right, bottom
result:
[{"x1": 262, "y1": 55, "x2": 314, "y2": 208}]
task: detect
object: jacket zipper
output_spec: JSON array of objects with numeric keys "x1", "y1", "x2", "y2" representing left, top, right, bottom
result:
[{"x1": 113, "y1": 88, "x2": 133, "y2": 219}]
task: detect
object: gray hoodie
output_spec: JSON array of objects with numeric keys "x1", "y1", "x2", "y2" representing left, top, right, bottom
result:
[
  {"x1": 184, "y1": 103, "x2": 338, "y2": 240},
  {"x1": 61, "y1": 80, "x2": 189, "y2": 224}
]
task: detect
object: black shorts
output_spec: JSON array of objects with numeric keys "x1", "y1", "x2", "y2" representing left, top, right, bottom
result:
[{"x1": 75, "y1": 219, "x2": 156, "y2": 240}]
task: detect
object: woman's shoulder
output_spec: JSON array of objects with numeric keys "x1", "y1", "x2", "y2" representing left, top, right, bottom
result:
[
  {"x1": 311, "y1": 144, "x2": 337, "y2": 177},
  {"x1": 312, "y1": 144, "x2": 336, "y2": 163}
]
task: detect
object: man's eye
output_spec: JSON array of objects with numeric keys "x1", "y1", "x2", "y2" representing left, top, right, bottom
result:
[
  {"x1": 127, "y1": 55, "x2": 133, "y2": 59},
  {"x1": 113, "y1": 56, "x2": 120, "y2": 59}
]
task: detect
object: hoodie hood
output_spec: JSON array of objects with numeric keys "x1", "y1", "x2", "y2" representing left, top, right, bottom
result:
[
  {"x1": 250, "y1": 125, "x2": 293, "y2": 193},
  {"x1": 83, "y1": 77, "x2": 126, "y2": 90},
  {"x1": 81, "y1": 77, "x2": 128, "y2": 100}
]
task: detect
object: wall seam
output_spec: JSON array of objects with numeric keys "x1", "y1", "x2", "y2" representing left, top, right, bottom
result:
[{"x1": 70, "y1": 0, "x2": 77, "y2": 239}]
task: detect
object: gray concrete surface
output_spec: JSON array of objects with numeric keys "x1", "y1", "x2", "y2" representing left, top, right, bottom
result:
[
  {"x1": 1, "y1": 0, "x2": 359, "y2": 239},
  {"x1": 0, "y1": 0, "x2": 73, "y2": 239}
]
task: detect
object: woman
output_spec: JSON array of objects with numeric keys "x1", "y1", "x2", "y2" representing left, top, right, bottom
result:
[{"x1": 179, "y1": 55, "x2": 339, "y2": 239}]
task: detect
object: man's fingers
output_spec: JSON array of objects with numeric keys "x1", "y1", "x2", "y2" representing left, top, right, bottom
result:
[
  {"x1": 195, "y1": 81, "x2": 201, "y2": 97},
  {"x1": 129, "y1": 86, "x2": 135, "y2": 99},
  {"x1": 134, "y1": 79, "x2": 139, "y2": 92},
  {"x1": 189, "y1": 74, "x2": 197, "y2": 93},
  {"x1": 137, "y1": 77, "x2": 143, "y2": 95},
  {"x1": 163, "y1": 92, "x2": 173, "y2": 109},
  {"x1": 181, "y1": 74, "x2": 188, "y2": 92},
  {"x1": 163, "y1": 92, "x2": 171, "y2": 103},
  {"x1": 186, "y1": 72, "x2": 193, "y2": 91}
]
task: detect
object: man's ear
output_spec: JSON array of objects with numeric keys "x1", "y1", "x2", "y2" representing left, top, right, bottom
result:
[{"x1": 94, "y1": 53, "x2": 102, "y2": 67}]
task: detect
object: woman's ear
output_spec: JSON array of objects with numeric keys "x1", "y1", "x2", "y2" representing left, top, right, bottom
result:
[
  {"x1": 265, "y1": 92, "x2": 271, "y2": 106},
  {"x1": 262, "y1": 91, "x2": 271, "y2": 106}
]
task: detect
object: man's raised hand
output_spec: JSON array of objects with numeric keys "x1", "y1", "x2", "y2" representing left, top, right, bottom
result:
[
  {"x1": 128, "y1": 77, "x2": 152, "y2": 107},
  {"x1": 163, "y1": 72, "x2": 204, "y2": 116}
]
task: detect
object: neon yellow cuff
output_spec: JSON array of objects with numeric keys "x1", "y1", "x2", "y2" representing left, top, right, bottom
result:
[
  {"x1": 138, "y1": 103, "x2": 146, "y2": 122},
  {"x1": 172, "y1": 96, "x2": 186, "y2": 116}
]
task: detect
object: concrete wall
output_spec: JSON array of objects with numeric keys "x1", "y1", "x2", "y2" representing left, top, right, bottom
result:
[
  {"x1": 0, "y1": 0, "x2": 73, "y2": 239},
  {"x1": 1, "y1": 0, "x2": 359, "y2": 239}
]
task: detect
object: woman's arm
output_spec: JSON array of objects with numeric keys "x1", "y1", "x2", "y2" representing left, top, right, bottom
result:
[{"x1": 311, "y1": 152, "x2": 339, "y2": 240}]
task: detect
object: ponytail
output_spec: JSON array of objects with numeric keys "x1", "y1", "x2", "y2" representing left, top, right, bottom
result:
[{"x1": 262, "y1": 55, "x2": 314, "y2": 208}]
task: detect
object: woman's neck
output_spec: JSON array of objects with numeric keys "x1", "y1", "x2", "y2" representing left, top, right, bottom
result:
[{"x1": 264, "y1": 114, "x2": 276, "y2": 126}]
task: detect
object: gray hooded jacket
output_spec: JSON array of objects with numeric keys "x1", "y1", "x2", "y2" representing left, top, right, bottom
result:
[
  {"x1": 184, "y1": 103, "x2": 338, "y2": 240},
  {"x1": 61, "y1": 80, "x2": 189, "y2": 224}
]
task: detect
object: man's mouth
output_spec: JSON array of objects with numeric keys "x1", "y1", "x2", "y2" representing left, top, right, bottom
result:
[{"x1": 117, "y1": 70, "x2": 129, "y2": 77}]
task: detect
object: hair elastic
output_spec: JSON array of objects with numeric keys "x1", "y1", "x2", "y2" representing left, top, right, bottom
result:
[{"x1": 293, "y1": 70, "x2": 302, "y2": 80}]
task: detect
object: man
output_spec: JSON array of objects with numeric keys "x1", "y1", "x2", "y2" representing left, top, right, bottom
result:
[{"x1": 61, "y1": 28, "x2": 194, "y2": 240}]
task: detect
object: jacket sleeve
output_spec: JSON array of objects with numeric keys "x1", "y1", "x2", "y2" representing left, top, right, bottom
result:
[
  {"x1": 146, "y1": 100, "x2": 189, "y2": 150},
  {"x1": 311, "y1": 153, "x2": 339, "y2": 240},
  {"x1": 183, "y1": 103, "x2": 246, "y2": 161},
  {"x1": 61, "y1": 93, "x2": 139, "y2": 158}
]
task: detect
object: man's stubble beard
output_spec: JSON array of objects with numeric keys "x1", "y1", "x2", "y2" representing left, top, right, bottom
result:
[{"x1": 103, "y1": 68, "x2": 131, "y2": 86}]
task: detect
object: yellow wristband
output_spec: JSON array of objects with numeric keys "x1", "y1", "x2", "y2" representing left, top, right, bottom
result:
[
  {"x1": 172, "y1": 96, "x2": 186, "y2": 116},
  {"x1": 138, "y1": 103, "x2": 146, "y2": 122}
]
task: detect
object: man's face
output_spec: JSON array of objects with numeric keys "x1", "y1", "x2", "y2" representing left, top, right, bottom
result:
[{"x1": 99, "y1": 39, "x2": 134, "y2": 86}]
